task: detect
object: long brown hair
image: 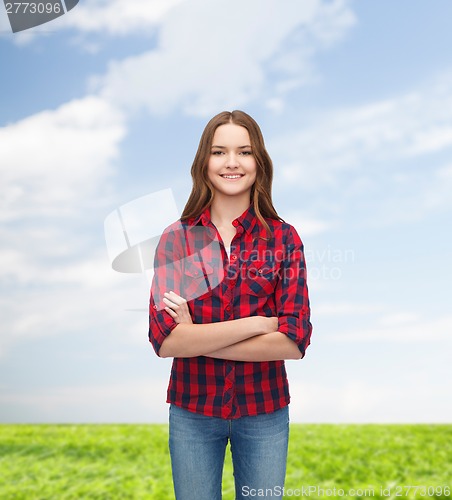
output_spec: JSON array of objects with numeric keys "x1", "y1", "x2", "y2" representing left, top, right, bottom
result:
[{"x1": 181, "y1": 110, "x2": 283, "y2": 236}]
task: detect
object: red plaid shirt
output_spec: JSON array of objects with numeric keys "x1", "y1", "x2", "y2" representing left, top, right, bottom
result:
[{"x1": 148, "y1": 204, "x2": 312, "y2": 419}]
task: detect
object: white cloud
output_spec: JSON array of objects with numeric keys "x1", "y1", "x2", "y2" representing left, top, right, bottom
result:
[
  {"x1": 93, "y1": 0, "x2": 355, "y2": 117},
  {"x1": 0, "y1": 378, "x2": 171, "y2": 423},
  {"x1": 0, "y1": 271, "x2": 144, "y2": 353},
  {"x1": 0, "y1": 95, "x2": 132, "y2": 358},
  {"x1": 2, "y1": 0, "x2": 186, "y2": 45},
  {"x1": 378, "y1": 312, "x2": 419, "y2": 327},
  {"x1": 315, "y1": 302, "x2": 383, "y2": 316},
  {"x1": 3, "y1": 0, "x2": 356, "y2": 117},
  {"x1": 62, "y1": 0, "x2": 186, "y2": 35},
  {"x1": 0, "y1": 95, "x2": 126, "y2": 221},
  {"x1": 288, "y1": 379, "x2": 452, "y2": 423},
  {"x1": 271, "y1": 73, "x2": 452, "y2": 189},
  {"x1": 269, "y1": 72, "x2": 452, "y2": 228},
  {"x1": 328, "y1": 314, "x2": 452, "y2": 343},
  {"x1": 424, "y1": 162, "x2": 452, "y2": 207},
  {"x1": 437, "y1": 164, "x2": 452, "y2": 179},
  {"x1": 280, "y1": 210, "x2": 330, "y2": 237},
  {"x1": 363, "y1": 159, "x2": 452, "y2": 225}
]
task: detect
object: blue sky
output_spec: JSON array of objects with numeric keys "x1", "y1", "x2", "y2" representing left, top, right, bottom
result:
[{"x1": 1, "y1": 0, "x2": 451, "y2": 423}]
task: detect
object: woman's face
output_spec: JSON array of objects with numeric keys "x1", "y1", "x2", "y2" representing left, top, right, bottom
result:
[{"x1": 207, "y1": 123, "x2": 257, "y2": 199}]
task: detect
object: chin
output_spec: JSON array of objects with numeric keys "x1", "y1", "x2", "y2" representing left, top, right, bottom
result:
[{"x1": 217, "y1": 187, "x2": 252, "y2": 197}]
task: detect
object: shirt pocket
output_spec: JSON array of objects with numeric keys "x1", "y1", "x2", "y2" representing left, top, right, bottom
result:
[
  {"x1": 243, "y1": 259, "x2": 278, "y2": 296},
  {"x1": 182, "y1": 255, "x2": 214, "y2": 301}
]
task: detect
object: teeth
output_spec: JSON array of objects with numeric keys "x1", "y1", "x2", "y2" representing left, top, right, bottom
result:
[{"x1": 221, "y1": 175, "x2": 242, "y2": 179}]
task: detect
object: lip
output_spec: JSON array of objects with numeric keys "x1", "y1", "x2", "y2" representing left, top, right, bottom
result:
[{"x1": 219, "y1": 174, "x2": 244, "y2": 180}]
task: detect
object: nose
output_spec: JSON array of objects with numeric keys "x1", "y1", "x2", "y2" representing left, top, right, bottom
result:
[{"x1": 225, "y1": 153, "x2": 240, "y2": 168}]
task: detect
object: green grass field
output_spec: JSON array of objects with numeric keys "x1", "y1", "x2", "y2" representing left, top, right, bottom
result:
[{"x1": 0, "y1": 424, "x2": 450, "y2": 499}]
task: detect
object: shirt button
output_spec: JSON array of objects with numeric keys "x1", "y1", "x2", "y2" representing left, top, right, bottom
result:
[
  {"x1": 153, "y1": 305, "x2": 157, "y2": 310},
  {"x1": 225, "y1": 305, "x2": 231, "y2": 311},
  {"x1": 232, "y1": 220, "x2": 238, "y2": 227},
  {"x1": 231, "y1": 254, "x2": 237, "y2": 261}
]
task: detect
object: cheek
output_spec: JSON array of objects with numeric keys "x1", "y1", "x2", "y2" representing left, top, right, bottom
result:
[
  {"x1": 247, "y1": 160, "x2": 258, "y2": 179},
  {"x1": 208, "y1": 154, "x2": 222, "y2": 168},
  {"x1": 206, "y1": 159, "x2": 218, "y2": 179}
]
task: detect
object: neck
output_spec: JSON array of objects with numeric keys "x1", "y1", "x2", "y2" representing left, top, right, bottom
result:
[{"x1": 210, "y1": 192, "x2": 251, "y2": 227}]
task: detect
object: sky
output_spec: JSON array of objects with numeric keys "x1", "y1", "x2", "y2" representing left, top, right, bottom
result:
[{"x1": 0, "y1": 0, "x2": 451, "y2": 424}]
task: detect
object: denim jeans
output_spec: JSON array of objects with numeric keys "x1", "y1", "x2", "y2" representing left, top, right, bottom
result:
[{"x1": 168, "y1": 404, "x2": 289, "y2": 500}]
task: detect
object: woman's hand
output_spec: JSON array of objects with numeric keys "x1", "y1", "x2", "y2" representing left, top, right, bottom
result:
[{"x1": 163, "y1": 291, "x2": 193, "y2": 324}]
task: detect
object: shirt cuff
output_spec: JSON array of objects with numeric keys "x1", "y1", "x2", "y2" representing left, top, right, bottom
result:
[
  {"x1": 149, "y1": 305, "x2": 178, "y2": 356},
  {"x1": 278, "y1": 312, "x2": 311, "y2": 358}
]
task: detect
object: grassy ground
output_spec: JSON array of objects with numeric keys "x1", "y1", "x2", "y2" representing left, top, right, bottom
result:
[{"x1": 0, "y1": 424, "x2": 450, "y2": 499}]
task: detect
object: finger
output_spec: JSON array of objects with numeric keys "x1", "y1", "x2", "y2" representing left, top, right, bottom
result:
[
  {"x1": 163, "y1": 297, "x2": 179, "y2": 309},
  {"x1": 165, "y1": 291, "x2": 187, "y2": 304},
  {"x1": 164, "y1": 306, "x2": 177, "y2": 318}
]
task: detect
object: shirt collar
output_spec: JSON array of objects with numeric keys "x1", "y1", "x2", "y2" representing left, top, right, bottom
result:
[{"x1": 188, "y1": 203, "x2": 258, "y2": 234}]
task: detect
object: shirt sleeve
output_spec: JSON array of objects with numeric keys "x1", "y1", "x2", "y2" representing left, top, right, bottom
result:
[
  {"x1": 274, "y1": 225, "x2": 313, "y2": 358},
  {"x1": 148, "y1": 224, "x2": 183, "y2": 357}
]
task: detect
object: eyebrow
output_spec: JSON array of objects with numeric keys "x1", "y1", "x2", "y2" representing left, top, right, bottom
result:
[{"x1": 211, "y1": 145, "x2": 252, "y2": 149}]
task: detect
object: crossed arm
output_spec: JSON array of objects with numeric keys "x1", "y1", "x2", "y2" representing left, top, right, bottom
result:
[{"x1": 158, "y1": 291, "x2": 302, "y2": 361}]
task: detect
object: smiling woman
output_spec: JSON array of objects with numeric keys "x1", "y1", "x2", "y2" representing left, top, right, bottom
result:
[{"x1": 148, "y1": 110, "x2": 312, "y2": 500}]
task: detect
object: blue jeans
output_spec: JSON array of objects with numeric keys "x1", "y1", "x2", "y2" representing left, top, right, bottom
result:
[{"x1": 168, "y1": 404, "x2": 289, "y2": 500}]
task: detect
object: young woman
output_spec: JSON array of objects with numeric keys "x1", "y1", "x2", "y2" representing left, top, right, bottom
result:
[{"x1": 148, "y1": 110, "x2": 312, "y2": 500}]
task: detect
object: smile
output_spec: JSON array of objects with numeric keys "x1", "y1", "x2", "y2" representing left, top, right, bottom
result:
[{"x1": 220, "y1": 174, "x2": 244, "y2": 179}]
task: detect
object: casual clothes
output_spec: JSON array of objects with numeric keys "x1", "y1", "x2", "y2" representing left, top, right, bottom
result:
[{"x1": 148, "y1": 204, "x2": 312, "y2": 419}]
